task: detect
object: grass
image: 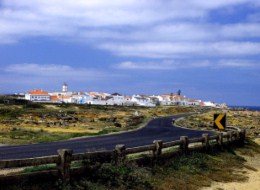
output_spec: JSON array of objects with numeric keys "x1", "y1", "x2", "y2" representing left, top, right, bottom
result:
[
  {"x1": 175, "y1": 109, "x2": 260, "y2": 138},
  {"x1": 127, "y1": 151, "x2": 153, "y2": 160},
  {"x1": 0, "y1": 108, "x2": 22, "y2": 120},
  {"x1": 0, "y1": 127, "x2": 92, "y2": 144},
  {"x1": 22, "y1": 164, "x2": 56, "y2": 173},
  {"x1": 21, "y1": 161, "x2": 85, "y2": 174}
]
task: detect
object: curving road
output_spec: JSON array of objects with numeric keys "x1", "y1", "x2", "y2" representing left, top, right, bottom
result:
[{"x1": 0, "y1": 114, "x2": 215, "y2": 160}]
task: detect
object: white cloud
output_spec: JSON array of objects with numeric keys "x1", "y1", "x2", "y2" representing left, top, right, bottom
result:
[
  {"x1": 189, "y1": 0, "x2": 255, "y2": 9},
  {"x1": 217, "y1": 59, "x2": 260, "y2": 68},
  {"x1": 100, "y1": 42, "x2": 202, "y2": 58},
  {"x1": 115, "y1": 61, "x2": 179, "y2": 70},
  {"x1": 220, "y1": 23, "x2": 260, "y2": 38},
  {"x1": 125, "y1": 23, "x2": 216, "y2": 42},
  {"x1": 1, "y1": 0, "x2": 257, "y2": 42},
  {"x1": 0, "y1": 0, "x2": 260, "y2": 62},
  {"x1": 4, "y1": 63, "x2": 109, "y2": 79},
  {"x1": 100, "y1": 41, "x2": 260, "y2": 58},
  {"x1": 210, "y1": 41, "x2": 260, "y2": 56},
  {"x1": 1, "y1": 63, "x2": 127, "y2": 92},
  {"x1": 0, "y1": 0, "x2": 204, "y2": 37},
  {"x1": 115, "y1": 59, "x2": 259, "y2": 70},
  {"x1": 80, "y1": 22, "x2": 260, "y2": 43},
  {"x1": 115, "y1": 60, "x2": 211, "y2": 70}
]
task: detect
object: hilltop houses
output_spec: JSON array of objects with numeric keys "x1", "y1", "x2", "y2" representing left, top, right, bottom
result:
[
  {"x1": 160, "y1": 94, "x2": 188, "y2": 105},
  {"x1": 25, "y1": 90, "x2": 50, "y2": 102},
  {"x1": 131, "y1": 95, "x2": 156, "y2": 107},
  {"x1": 71, "y1": 92, "x2": 92, "y2": 104},
  {"x1": 24, "y1": 83, "x2": 222, "y2": 107},
  {"x1": 107, "y1": 93, "x2": 125, "y2": 105}
]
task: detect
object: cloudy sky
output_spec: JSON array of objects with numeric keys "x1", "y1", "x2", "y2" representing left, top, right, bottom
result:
[{"x1": 0, "y1": 0, "x2": 260, "y2": 106}]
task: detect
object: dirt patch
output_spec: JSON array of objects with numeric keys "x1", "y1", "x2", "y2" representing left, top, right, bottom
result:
[
  {"x1": 200, "y1": 139, "x2": 260, "y2": 190},
  {"x1": 24, "y1": 126, "x2": 99, "y2": 133},
  {"x1": 0, "y1": 168, "x2": 25, "y2": 176}
]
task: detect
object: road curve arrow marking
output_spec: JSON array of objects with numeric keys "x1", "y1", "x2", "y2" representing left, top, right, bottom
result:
[{"x1": 214, "y1": 114, "x2": 225, "y2": 130}]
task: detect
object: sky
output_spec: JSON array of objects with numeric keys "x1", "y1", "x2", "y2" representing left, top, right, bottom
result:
[{"x1": 0, "y1": 0, "x2": 260, "y2": 106}]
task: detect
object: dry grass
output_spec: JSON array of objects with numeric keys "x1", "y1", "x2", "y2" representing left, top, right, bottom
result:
[{"x1": 176, "y1": 109, "x2": 260, "y2": 138}]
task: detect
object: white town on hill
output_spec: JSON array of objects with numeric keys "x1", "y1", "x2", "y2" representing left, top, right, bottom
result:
[{"x1": 18, "y1": 83, "x2": 226, "y2": 108}]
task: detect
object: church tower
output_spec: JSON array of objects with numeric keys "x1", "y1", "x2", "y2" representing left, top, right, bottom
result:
[{"x1": 62, "y1": 82, "x2": 68, "y2": 92}]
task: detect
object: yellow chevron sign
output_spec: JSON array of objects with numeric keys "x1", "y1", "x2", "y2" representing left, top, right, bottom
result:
[{"x1": 214, "y1": 114, "x2": 226, "y2": 130}]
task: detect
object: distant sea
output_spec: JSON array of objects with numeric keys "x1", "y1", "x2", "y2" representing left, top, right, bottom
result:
[{"x1": 229, "y1": 106, "x2": 260, "y2": 111}]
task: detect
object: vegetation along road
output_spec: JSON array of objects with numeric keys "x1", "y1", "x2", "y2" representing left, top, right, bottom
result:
[{"x1": 0, "y1": 113, "x2": 215, "y2": 160}]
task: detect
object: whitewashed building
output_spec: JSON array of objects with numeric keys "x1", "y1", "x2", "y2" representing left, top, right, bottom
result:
[
  {"x1": 104, "y1": 93, "x2": 126, "y2": 105},
  {"x1": 131, "y1": 95, "x2": 155, "y2": 107},
  {"x1": 204, "y1": 101, "x2": 217, "y2": 107},
  {"x1": 25, "y1": 90, "x2": 50, "y2": 102},
  {"x1": 72, "y1": 92, "x2": 92, "y2": 104},
  {"x1": 186, "y1": 99, "x2": 200, "y2": 106}
]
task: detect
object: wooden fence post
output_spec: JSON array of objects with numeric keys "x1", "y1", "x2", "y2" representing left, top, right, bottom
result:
[
  {"x1": 231, "y1": 131, "x2": 236, "y2": 142},
  {"x1": 217, "y1": 132, "x2": 223, "y2": 147},
  {"x1": 235, "y1": 131, "x2": 240, "y2": 141},
  {"x1": 180, "y1": 136, "x2": 189, "y2": 154},
  {"x1": 57, "y1": 149, "x2": 73, "y2": 184},
  {"x1": 226, "y1": 131, "x2": 232, "y2": 144},
  {"x1": 153, "y1": 140, "x2": 163, "y2": 158},
  {"x1": 114, "y1": 144, "x2": 126, "y2": 165},
  {"x1": 239, "y1": 129, "x2": 246, "y2": 145},
  {"x1": 202, "y1": 134, "x2": 209, "y2": 150}
]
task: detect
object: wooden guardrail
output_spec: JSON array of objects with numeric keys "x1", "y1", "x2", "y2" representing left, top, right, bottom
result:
[{"x1": 0, "y1": 128, "x2": 246, "y2": 185}]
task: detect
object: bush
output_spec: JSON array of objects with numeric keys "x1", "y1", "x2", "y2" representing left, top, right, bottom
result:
[
  {"x1": 163, "y1": 152, "x2": 209, "y2": 173},
  {"x1": 0, "y1": 108, "x2": 21, "y2": 119},
  {"x1": 23, "y1": 103, "x2": 45, "y2": 109},
  {"x1": 80, "y1": 162, "x2": 152, "y2": 190}
]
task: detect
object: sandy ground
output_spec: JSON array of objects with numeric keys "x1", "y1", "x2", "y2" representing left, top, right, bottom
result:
[
  {"x1": 0, "y1": 168, "x2": 25, "y2": 176},
  {"x1": 201, "y1": 139, "x2": 260, "y2": 190}
]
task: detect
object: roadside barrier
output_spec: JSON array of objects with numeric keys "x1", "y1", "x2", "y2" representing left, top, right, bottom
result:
[{"x1": 0, "y1": 128, "x2": 246, "y2": 186}]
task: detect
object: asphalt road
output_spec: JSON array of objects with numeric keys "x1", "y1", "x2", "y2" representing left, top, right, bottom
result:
[{"x1": 0, "y1": 114, "x2": 215, "y2": 160}]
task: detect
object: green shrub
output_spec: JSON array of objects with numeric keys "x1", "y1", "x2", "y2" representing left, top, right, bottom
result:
[
  {"x1": 22, "y1": 164, "x2": 56, "y2": 173},
  {"x1": 163, "y1": 152, "x2": 209, "y2": 173},
  {"x1": 0, "y1": 108, "x2": 21, "y2": 119},
  {"x1": 80, "y1": 162, "x2": 152, "y2": 189},
  {"x1": 23, "y1": 103, "x2": 45, "y2": 109}
]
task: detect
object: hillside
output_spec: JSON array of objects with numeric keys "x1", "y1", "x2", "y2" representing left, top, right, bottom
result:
[
  {"x1": 0, "y1": 104, "x2": 259, "y2": 190},
  {"x1": 0, "y1": 103, "x2": 211, "y2": 145}
]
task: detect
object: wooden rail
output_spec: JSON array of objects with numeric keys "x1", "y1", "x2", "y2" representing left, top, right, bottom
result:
[{"x1": 0, "y1": 128, "x2": 246, "y2": 185}]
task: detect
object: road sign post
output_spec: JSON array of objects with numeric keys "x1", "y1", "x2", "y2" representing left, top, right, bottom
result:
[{"x1": 214, "y1": 114, "x2": 226, "y2": 130}]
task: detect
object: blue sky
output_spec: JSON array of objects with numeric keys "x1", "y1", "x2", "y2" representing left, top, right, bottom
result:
[{"x1": 0, "y1": 0, "x2": 260, "y2": 106}]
